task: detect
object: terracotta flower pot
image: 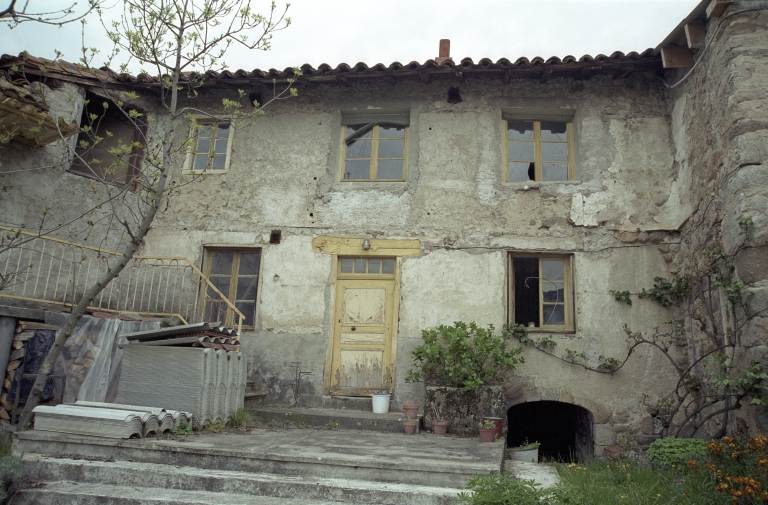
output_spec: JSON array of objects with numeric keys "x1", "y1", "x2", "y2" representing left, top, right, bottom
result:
[
  {"x1": 402, "y1": 403, "x2": 420, "y2": 419},
  {"x1": 479, "y1": 427, "x2": 497, "y2": 442},
  {"x1": 480, "y1": 416, "x2": 504, "y2": 440},
  {"x1": 432, "y1": 420, "x2": 449, "y2": 435},
  {"x1": 403, "y1": 421, "x2": 417, "y2": 434}
]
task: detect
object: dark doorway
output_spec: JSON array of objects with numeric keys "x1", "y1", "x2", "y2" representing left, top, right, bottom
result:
[{"x1": 507, "y1": 401, "x2": 593, "y2": 462}]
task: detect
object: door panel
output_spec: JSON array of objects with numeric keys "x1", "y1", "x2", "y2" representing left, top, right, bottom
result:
[{"x1": 331, "y1": 277, "x2": 395, "y2": 396}]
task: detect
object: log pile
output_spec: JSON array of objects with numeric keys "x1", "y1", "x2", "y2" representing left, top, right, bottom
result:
[{"x1": 1, "y1": 327, "x2": 46, "y2": 424}]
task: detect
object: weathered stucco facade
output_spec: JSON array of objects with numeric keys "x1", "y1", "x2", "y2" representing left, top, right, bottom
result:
[{"x1": 1, "y1": 0, "x2": 766, "y2": 457}]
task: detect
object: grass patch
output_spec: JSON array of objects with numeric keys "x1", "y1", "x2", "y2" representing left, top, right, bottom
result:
[
  {"x1": 555, "y1": 459, "x2": 719, "y2": 504},
  {"x1": 228, "y1": 408, "x2": 255, "y2": 428},
  {"x1": 202, "y1": 421, "x2": 227, "y2": 432},
  {"x1": 171, "y1": 418, "x2": 193, "y2": 435}
]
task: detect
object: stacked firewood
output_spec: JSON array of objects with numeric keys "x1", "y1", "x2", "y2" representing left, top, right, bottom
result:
[{"x1": 0, "y1": 321, "x2": 60, "y2": 424}]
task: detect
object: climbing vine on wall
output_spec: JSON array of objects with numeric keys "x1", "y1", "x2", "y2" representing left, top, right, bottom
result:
[{"x1": 513, "y1": 217, "x2": 768, "y2": 438}]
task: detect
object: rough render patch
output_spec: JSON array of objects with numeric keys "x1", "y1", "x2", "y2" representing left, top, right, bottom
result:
[
  {"x1": 398, "y1": 249, "x2": 506, "y2": 339},
  {"x1": 260, "y1": 235, "x2": 330, "y2": 334},
  {"x1": 321, "y1": 191, "x2": 412, "y2": 230},
  {"x1": 571, "y1": 117, "x2": 678, "y2": 230}
]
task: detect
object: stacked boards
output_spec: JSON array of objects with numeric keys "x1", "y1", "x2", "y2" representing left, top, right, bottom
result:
[
  {"x1": 32, "y1": 402, "x2": 191, "y2": 439},
  {"x1": 117, "y1": 346, "x2": 246, "y2": 426}
]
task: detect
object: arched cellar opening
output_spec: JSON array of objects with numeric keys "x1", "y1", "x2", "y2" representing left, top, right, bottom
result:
[{"x1": 507, "y1": 401, "x2": 594, "y2": 462}]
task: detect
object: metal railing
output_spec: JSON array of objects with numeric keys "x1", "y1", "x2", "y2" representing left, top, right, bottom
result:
[{"x1": 0, "y1": 226, "x2": 244, "y2": 333}]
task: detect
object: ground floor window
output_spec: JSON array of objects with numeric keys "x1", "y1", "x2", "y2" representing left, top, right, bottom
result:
[
  {"x1": 202, "y1": 248, "x2": 261, "y2": 329},
  {"x1": 509, "y1": 254, "x2": 574, "y2": 331}
]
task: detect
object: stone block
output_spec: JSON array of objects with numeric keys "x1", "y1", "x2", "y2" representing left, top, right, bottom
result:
[
  {"x1": 741, "y1": 317, "x2": 768, "y2": 348},
  {"x1": 593, "y1": 424, "x2": 616, "y2": 446},
  {"x1": 735, "y1": 248, "x2": 768, "y2": 284}
]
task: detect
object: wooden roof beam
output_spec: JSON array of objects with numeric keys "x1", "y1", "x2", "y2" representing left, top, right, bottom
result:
[
  {"x1": 661, "y1": 46, "x2": 695, "y2": 69},
  {"x1": 419, "y1": 71, "x2": 432, "y2": 84},
  {"x1": 706, "y1": 0, "x2": 733, "y2": 19},
  {"x1": 335, "y1": 74, "x2": 351, "y2": 87},
  {"x1": 540, "y1": 68, "x2": 553, "y2": 84},
  {"x1": 685, "y1": 22, "x2": 706, "y2": 49}
]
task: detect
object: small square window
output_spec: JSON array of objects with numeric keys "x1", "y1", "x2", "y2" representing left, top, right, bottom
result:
[
  {"x1": 187, "y1": 120, "x2": 233, "y2": 173},
  {"x1": 510, "y1": 254, "x2": 574, "y2": 331},
  {"x1": 202, "y1": 248, "x2": 260, "y2": 329},
  {"x1": 505, "y1": 120, "x2": 573, "y2": 182},
  {"x1": 340, "y1": 115, "x2": 409, "y2": 181}
]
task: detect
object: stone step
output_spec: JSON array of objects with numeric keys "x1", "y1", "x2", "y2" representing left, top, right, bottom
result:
[
  {"x1": 253, "y1": 405, "x2": 422, "y2": 433},
  {"x1": 11, "y1": 481, "x2": 350, "y2": 505},
  {"x1": 15, "y1": 429, "x2": 500, "y2": 489},
  {"x1": 19, "y1": 454, "x2": 461, "y2": 505}
]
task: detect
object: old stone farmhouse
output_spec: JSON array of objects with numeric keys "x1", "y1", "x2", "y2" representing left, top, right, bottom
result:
[{"x1": 0, "y1": 0, "x2": 766, "y2": 459}]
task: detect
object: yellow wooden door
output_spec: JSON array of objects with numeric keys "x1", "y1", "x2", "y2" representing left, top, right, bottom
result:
[{"x1": 330, "y1": 257, "x2": 396, "y2": 396}]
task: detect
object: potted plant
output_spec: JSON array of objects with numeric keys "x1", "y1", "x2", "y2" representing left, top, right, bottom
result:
[
  {"x1": 480, "y1": 416, "x2": 504, "y2": 440},
  {"x1": 405, "y1": 322, "x2": 525, "y2": 433},
  {"x1": 403, "y1": 419, "x2": 417, "y2": 435},
  {"x1": 508, "y1": 439, "x2": 540, "y2": 463},
  {"x1": 431, "y1": 404, "x2": 450, "y2": 435},
  {"x1": 402, "y1": 403, "x2": 420, "y2": 419},
  {"x1": 479, "y1": 419, "x2": 498, "y2": 442}
]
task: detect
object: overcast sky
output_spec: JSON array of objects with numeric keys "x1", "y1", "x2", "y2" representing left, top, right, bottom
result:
[{"x1": 1, "y1": 0, "x2": 701, "y2": 73}]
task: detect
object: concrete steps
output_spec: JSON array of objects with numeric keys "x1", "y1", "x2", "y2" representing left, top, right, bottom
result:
[
  {"x1": 253, "y1": 405, "x2": 423, "y2": 434},
  {"x1": 15, "y1": 455, "x2": 461, "y2": 505},
  {"x1": 13, "y1": 428, "x2": 502, "y2": 504}
]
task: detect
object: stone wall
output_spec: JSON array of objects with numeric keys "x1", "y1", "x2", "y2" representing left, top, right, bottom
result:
[{"x1": 667, "y1": 1, "x2": 768, "y2": 434}]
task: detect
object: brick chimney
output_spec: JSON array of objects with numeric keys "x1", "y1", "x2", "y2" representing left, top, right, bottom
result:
[{"x1": 436, "y1": 39, "x2": 453, "y2": 65}]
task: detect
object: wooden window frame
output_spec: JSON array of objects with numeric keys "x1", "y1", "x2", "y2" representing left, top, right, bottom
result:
[
  {"x1": 508, "y1": 253, "x2": 575, "y2": 332},
  {"x1": 184, "y1": 119, "x2": 234, "y2": 174},
  {"x1": 201, "y1": 247, "x2": 263, "y2": 330},
  {"x1": 339, "y1": 117, "x2": 409, "y2": 182},
  {"x1": 503, "y1": 119, "x2": 575, "y2": 182}
]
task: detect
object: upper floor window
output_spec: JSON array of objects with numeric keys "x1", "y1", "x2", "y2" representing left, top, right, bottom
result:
[
  {"x1": 509, "y1": 253, "x2": 574, "y2": 331},
  {"x1": 340, "y1": 114, "x2": 409, "y2": 181},
  {"x1": 70, "y1": 92, "x2": 145, "y2": 186},
  {"x1": 504, "y1": 119, "x2": 574, "y2": 182},
  {"x1": 186, "y1": 120, "x2": 232, "y2": 173}
]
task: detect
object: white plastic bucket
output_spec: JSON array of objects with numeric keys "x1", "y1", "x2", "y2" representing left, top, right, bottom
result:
[{"x1": 371, "y1": 393, "x2": 391, "y2": 414}]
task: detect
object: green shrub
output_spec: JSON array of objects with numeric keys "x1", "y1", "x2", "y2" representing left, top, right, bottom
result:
[
  {"x1": 648, "y1": 438, "x2": 708, "y2": 467},
  {"x1": 405, "y1": 322, "x2": 524, "y2": 390},
  {"x1": 457, "y1": 473, "x2": 574, "y2": 504}
]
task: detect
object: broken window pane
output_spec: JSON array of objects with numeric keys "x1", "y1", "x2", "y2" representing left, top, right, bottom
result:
[
  {"x1": 508, "y1": 121, "x2": 534, "y2": 141},
  {"x1": 513, "y1": 257, "x2": 540, "y2": 327},
  {"x1": 382, "y1": 259, "x2": 395, "y2": 274},
  {"x1": 540, "y1": 122, "x2": 567, "y2": 141},
  {"x1": 347, "y1": 124, "x2": 373, "y2": 138},
  {"x1": 509, "y1": 162, "x2": 533, "y2": 182},
  {"x1": 542, "y1": 163, "x2": 569, "y2": 181},
  {"x1": 216, "y1": 123, "x2": 230, "y2": 138},
  {"x1": 378, "y1": 126, "x2": 405, "y2": 139},
  {"x1": 343, "y1": 160, "x2": 370, "y2": 180},
  {"x1": 376, "y1": 160, "x2": 404, "y2": 180}
]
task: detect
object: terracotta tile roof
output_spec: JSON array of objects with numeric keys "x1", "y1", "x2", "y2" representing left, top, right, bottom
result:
[{"x1": 0, "y1": 49, "x2": 661, "y2": 90}]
